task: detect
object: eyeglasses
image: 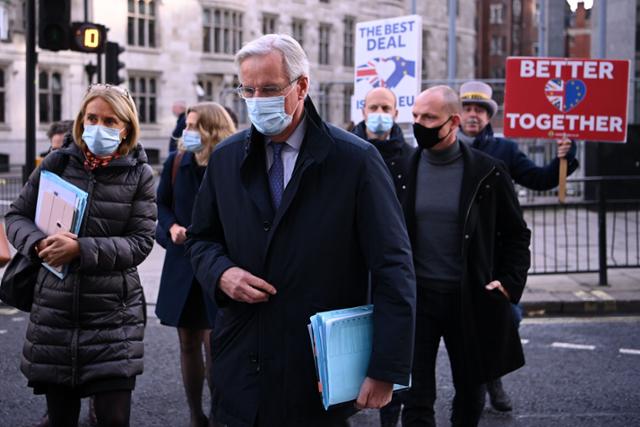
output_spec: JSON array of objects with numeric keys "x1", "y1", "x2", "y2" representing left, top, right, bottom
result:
[
  {"x1": 86, "y1": 83, "x2": 133, "y2": 100},
  {"x1": 236, "y1": 76, "x2": 300, "y2": 99}
]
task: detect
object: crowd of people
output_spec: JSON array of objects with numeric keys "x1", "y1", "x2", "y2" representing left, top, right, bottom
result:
[{"x1": 3, "y1": 33, "x2": 579, "y2": 427}]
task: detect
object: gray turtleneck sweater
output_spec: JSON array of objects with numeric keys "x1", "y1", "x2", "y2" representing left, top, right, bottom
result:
[{"x1": 414, "y1": 140, "x2": 464, "y2": 291}]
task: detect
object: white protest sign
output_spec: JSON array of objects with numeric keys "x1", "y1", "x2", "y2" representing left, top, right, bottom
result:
[{"x1": 353, "y1": 15, "x2": 422, "y2": 124}]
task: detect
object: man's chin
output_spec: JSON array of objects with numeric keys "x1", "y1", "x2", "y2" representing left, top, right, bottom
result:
[{"x1": 462, "y1": 127, "x2": 480, "y2": 136}]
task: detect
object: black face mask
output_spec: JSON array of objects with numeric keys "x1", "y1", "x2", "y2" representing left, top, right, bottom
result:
[{"x1": 413, "y1": 116, "x2": 453, "y2": 150}]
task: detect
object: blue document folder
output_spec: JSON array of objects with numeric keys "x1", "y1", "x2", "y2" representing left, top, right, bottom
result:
[
  {"x1": 309, "y1": 305, "x2": 408, "y2": 409},
  {"x1": 35, "y1": 170, "x2": 88, "y2": 279}
]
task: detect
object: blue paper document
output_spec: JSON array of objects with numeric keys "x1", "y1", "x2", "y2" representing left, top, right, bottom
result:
[
  {"x1": 308, "y1": 305, "x2": 408, "y2": 409},
  {"x1": 35, "y1": 170, "x2": 88, "y2": 279}
]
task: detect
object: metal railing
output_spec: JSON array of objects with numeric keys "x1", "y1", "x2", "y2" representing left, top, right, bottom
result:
[
  {"x1": 1, "y1": 175, "x2": 638, "y2": 284},
  {"x1": 523, "y1": 176, "x2": 640, "y2": 285}
]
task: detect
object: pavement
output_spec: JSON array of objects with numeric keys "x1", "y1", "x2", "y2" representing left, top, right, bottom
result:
[
  {"x1": 2, "y1": 241, "x2": 640, "y2": 317},
  {"x1": 137, "y1": 243, "x2": 640, "y2": 319}
]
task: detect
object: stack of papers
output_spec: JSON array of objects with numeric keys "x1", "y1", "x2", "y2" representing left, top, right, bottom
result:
[
  {"x1": 308, "y1": 305, "x2": 408, "y2": 410},
  {"x1": 35, "y1": 170, "x2": 88, "y2": 279}
]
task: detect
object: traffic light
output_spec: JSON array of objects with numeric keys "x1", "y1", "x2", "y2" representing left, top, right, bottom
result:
[
  {"x1": 38, "y1": 0, "x2": 70, "y2": 51},
  {"x1": 69, "y1": 22, "x2": 107, "y2": 53},
  {"x1": 105, "y1": 42, "x2": 125, "y2": 85}
]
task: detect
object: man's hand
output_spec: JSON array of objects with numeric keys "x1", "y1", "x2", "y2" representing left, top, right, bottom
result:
[
  {"x1": 219, "y1": 267, "x2": 277, "y2": 304},
  {"x1": 38, "y1": 232, "x2": 80, "y2": 267},
  {"x1": 355, "y1": 377, "x2": 393, "y2": 409},
  {"x1": 557, "y1": 139, "x2": 572, "y2": 158},
  {"x1": 169, "y1": 224, "x2": 188, "y2": 245},
  {"x1": 486, "y1": 280, "x2": 510, "y2": 300}
]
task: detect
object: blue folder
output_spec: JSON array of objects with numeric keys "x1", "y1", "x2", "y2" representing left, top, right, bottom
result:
[
  {"x1": 35, "y1": 170, "x2": 88, "y2": 279},
  {"x1": 309, "y1": 305, "x2": 408, "y2": 409}
]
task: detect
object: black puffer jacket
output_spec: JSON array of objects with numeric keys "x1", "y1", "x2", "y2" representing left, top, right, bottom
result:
[{"x1": 5, "y1": 140, "x2": 157, "y2": 388}]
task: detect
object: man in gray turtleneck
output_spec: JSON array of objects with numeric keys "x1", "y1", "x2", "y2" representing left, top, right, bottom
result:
[{"x1": 400, "y1": 86, "x2": 531, "y2": 427}]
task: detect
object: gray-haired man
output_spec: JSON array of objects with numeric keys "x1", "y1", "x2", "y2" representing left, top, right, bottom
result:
[{"x1": 186, "y1": 34, "x2": 416, "y2": 427}]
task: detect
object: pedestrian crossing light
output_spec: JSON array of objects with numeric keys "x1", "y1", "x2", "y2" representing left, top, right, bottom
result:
[
  {"x1": 105, "y1": 42, "x2": 126, "y2": 85},
  {"x1": 38, "y1": 0, "x2": 70, "y2": 51},
  {"x1": 69, "y1": 22, "x2": 107, "y2": 53}
]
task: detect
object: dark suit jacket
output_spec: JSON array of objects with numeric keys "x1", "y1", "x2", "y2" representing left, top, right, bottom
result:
[
  {"x1": 351, "y1": 121, "x2": 413, "y2": 197},
  {"x1": 400, "y1": 142, "x2": 531, "y2": 384},
  {"x1": 186, "y1": 98, "x2": 416, "y2": 427}
]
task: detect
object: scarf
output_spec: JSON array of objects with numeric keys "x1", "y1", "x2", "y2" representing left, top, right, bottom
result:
[{"x1": 83, "y1": 148, "x2": 120, "y2": 171}]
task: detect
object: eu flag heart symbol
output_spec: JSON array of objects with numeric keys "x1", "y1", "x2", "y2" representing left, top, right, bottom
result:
[{"x1": 544, "y1": 79, "x2": 587, "y2": 113}]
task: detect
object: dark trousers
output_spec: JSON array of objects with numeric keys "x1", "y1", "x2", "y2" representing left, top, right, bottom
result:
[{"x1": 402, "y1": 286, "x2": 485, "y2": 427}]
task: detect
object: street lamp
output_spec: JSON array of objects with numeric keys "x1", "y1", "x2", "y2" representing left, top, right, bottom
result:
[{"x1": 566, "y1": 0, "x2": 594, "y2": 12}]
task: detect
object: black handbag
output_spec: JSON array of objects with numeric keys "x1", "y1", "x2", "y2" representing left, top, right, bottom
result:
[{"x1": 0, "y1": 252, "x2": 40, "y2": 312}]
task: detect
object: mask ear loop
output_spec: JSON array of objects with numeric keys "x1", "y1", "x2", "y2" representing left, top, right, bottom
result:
[{"x1": 436, "y1": 116, "x2": 454, "y2": 142}]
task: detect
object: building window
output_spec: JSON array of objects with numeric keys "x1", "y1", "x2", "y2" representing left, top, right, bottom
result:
[
  {"x1": 490, "y1": 3, "x2": 504, "y2": 24},
  {"x1": 292, "y1": 19, "x2": 305, "y2": 48},
  {"x1": 342, "y1": 84, "x2": 353, "y2": 124},
  {"x1": 129, "y1": 75, "x2": 157, "y2": 124},
  {"x1": 343, "y1": 16, "x2": 355, "y2": 67},
  {"x1": 318, "y1": 83, "x2": 329, "y2": 119},
  {"x1": 0, "y1": 3, "x2": 10, "y2": 41},
  {"x1": 203, "y1": 8, "x2": 243, "y2": 54},
  {"x1": 490, "y1": 35, "x2": 504, "y2": 55},
  {"x1": 262, "y1": 13, "x2": 277, "y2": 35},
  {"x1": 38, "y1": 70, "x2": 62, "y2": 124},
  {"x1": 197, "y1": 78, "x2": 215, "y2": 102},
  {"x1": 0, "y1": 68, "x2": 5, "y2": 123},
  {"x1": 318, "y1": 24, "x2": 331, "y2": 65},
  {"x1": 127, "y1": 0, "x2": 156, "y2": 47}
]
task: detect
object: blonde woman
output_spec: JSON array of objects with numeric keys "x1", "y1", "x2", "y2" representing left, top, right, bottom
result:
[
  {"x1": 5, "y1": 84, "x2": 157, "y2": 426},
  {"x1": 155, "y1": 102, "x2": 236, "y2": 427}
]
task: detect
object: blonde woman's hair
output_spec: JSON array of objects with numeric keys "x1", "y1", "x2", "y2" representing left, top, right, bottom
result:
[
  {"x1": 73, "y1": 84, "x2": 140, "y2": 156},
  {"x1": 181, "y1": 102, "x2": 237, "y2": 166}
]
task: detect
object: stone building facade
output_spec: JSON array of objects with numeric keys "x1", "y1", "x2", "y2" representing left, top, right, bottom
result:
[{"x1": 0, "y1": 0, "x2": 475, "y2": 164}]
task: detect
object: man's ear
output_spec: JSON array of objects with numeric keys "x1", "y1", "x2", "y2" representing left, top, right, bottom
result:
[
  {"x1": 451, "y1": 114, "x2": 462, "y2": 127},
  {"x1": 297, "y1": 76, "x2": 310, "y2": 100}
]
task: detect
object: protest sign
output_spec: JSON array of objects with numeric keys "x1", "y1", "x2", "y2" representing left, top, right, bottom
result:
[
  {"x1": 353, "y1": 15, "x2": 422, "y2": 123},
  {"x1": 504, "y1": 57, "x2": 630, "y2": 142}
]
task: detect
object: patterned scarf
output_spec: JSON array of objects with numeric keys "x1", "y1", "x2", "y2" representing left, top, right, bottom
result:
[{"x1": 83, "y1": 147, "x2": 120, "y2": 171}]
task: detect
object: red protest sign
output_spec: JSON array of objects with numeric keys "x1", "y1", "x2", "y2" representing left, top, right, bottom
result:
[{"x1": 503, "y1": 57, "x2": 630, "y2": 142}]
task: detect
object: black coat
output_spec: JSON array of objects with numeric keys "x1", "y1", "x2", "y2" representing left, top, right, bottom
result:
[
  {"x1": 351, "y1": 121, "x2": 413, "y2": 197},
  {"x1": 400, "y1": 142, "x2": 531, "y2": 384},
  {"x1": 186, "y1": 98, "x2": 416, "y2": 427},
  {"x1": 155, "y1": 151, "x2": 217, "y2": 326},
  {"x1": 5, "y1": 141, "x2": 157, "y2": 388}
]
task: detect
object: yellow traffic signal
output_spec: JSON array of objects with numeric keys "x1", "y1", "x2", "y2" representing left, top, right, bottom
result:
[{"x1": 69, "y1": 22, "x2": 107, "y2": 53}]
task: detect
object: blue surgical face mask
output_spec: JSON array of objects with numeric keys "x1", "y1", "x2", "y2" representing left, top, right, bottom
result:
[
  {"x1": 365, "y1": 113, "x2": 394, "y2": 135},
  {"x1": 82, "y1": 125, "x2": 122, "y2": 156},
  {"x1": 182, "y1": 130, "x2": 203, "y2": 152},
  {"x1": 244, "y1": 95, "x2": 294, "y2": 136}
]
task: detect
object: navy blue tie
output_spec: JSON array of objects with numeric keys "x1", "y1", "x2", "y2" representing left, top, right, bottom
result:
[{"x1": 269, "y1": 142, "x2": 285, "y2": 209}]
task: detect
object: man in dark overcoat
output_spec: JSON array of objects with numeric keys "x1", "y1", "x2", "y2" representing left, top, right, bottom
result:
[
  {"x1": 399, "y1": 86, "x2": 531, "y2": 427},
  {"x1": 351, "y1": 87, "x2": 413, "y2": 199},
  {"x1": 458, "y1": 80, "x2": 579, "y2": 411},
  {"x1": 186, "y1": 34, "x2": 417, "y2": 427}
]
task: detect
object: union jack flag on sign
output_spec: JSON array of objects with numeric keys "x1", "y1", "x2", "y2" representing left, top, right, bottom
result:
[
  {"x1": 544, "y1": 79, "x2": 565, "y2": 111},
  {"x1": 356, "y1": 60, "x2": 384, "y2": 87}
]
